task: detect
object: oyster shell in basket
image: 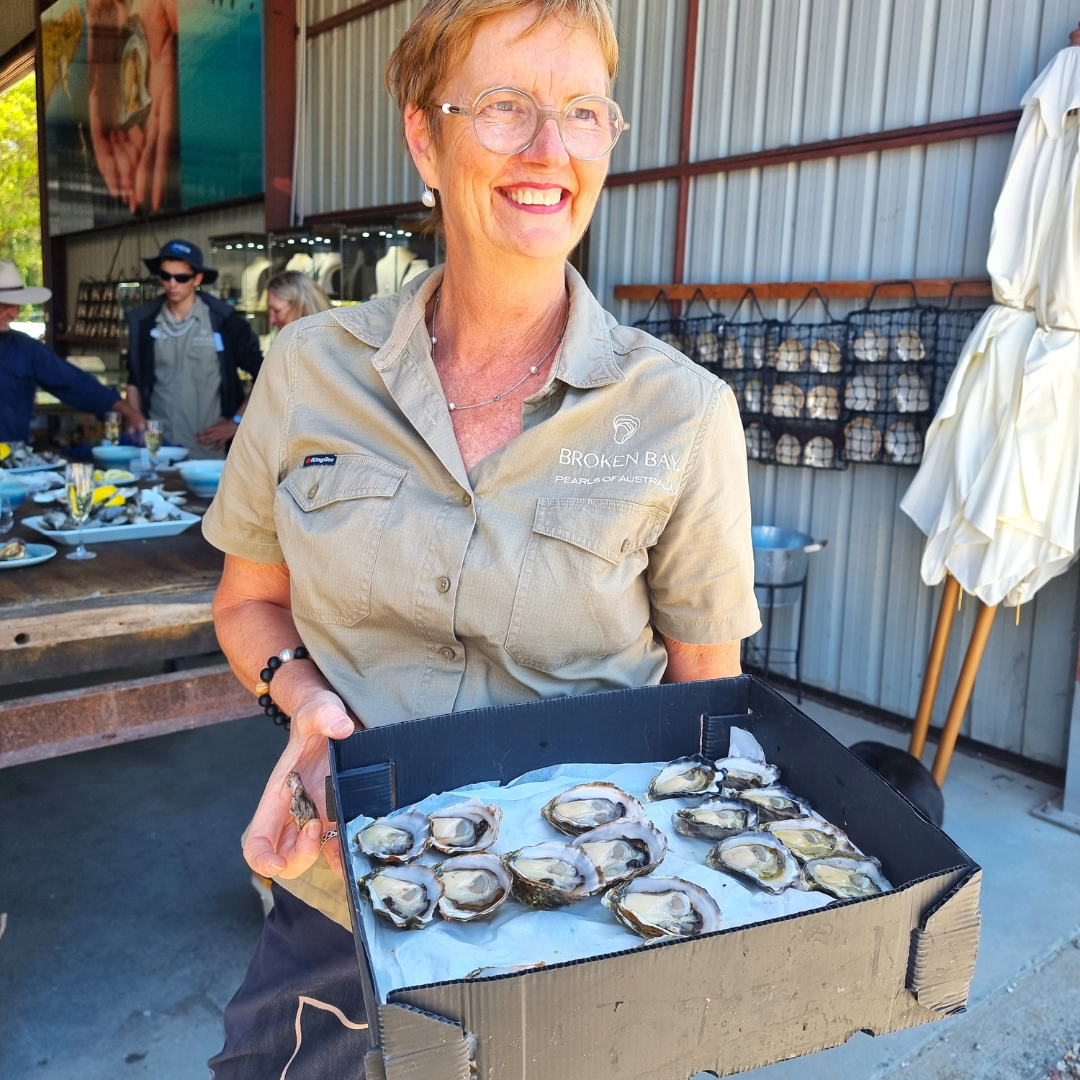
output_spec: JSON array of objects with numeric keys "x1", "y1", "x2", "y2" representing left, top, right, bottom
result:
[
  {"x1": 603, "y1": 876, "x2": 722, "y2": 939},
  {"x1": 504, "y1": 842, "x2": 602, "y2": 908},
  {"x1": 436, "y1": 853, "x2": 512, "y2": 921},
  {"x1": 673, "y1": 795, "x2": 759, "y2": 841},
  {"x1": 648, "y1": 754, "x2": 724, "y2": 801},
  {"x1": 541, "y1": 782, "x2": 646, "y2": 837},
  {"x1": 764, "y1": 817, "x2": 859, "y2": 862},
  {"x1": 706, "y1": 831, "x2": 801, "y2": 894},
  {"x1": 854, "y1": 329, "x2": 889, "y2": 362},
  {"x1": 737, "y1": 785, "x2": 813, "y2": 823},
  {"x1": 775, "y1": 339, "x2": 806, "y2": 373},
  {"x1": 428, "y1": 798, "x2": 502, "y2": 854},
  {"x1": 809, "y1": 339, "x2": 842, "y2": 373},
  {"x1": 355, "y1": 808, "x2": 431, "y2": 863},
  {"x1": 804, "y1": 855, "x2": 892, "y2": 899},
  {"x1": 894, "y1": 328, "x2": 925, "y2": 362},
  {"x1": 572, "y1": 818, "x2": 667, "y2": 886},
  {"x1": 360, "y1": 863, "x2": 441, "y2": 929}
]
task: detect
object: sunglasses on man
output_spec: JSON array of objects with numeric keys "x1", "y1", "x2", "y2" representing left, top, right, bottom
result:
[{"x1": 158, "y1": 271, "x2": 198, "y2": 284}]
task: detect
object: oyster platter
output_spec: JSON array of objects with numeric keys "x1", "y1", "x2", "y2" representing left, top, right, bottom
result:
[{"x1": 345, "y1": 726, "x2": 892, "y2": 996}]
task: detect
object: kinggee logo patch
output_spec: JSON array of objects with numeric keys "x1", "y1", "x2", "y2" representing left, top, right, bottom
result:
[
  {"x1": 612, "y1": 415, "x2": 640, "y2": 445},
  {"x1": 303, "y1": 454, "x2": 337, "y2": 467}
]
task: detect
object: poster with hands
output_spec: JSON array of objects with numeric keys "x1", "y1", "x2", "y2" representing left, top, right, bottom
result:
[{"x1": 41, "y1": 0, "x2": 263, "y2": 235}]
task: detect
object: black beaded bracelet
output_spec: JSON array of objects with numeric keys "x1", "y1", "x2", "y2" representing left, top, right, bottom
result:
[{"x1": 254, "y1": 645, "x2": 310, "y2": 727}]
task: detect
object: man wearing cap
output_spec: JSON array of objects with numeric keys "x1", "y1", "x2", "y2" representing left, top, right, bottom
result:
[
  {"x1": 126, "y1": 240, "x2": 262, "y2": 459},
  {"x1": 0, "y1": 259, "x2": 142, "y2": 443}
]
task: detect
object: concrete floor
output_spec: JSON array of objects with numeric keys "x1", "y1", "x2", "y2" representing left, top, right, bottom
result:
[{"x1": 0, "y1": 700, "x2": 1077, "y2": 1079}]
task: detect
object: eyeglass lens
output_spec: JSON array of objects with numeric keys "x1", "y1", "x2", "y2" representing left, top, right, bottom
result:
[
  {"x1": 473, "y1": 90, "x2": 622, "y2": 160},
  {"x1": 159, "y1": 272, "x2": 195, "y2": 283}
]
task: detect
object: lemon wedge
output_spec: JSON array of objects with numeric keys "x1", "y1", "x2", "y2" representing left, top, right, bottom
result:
[
  {"x1": 103, "y1": 468, "x2": 136, "y2": 482},
  {"x1": 92, "y1": 484, "x2": 118, "y2": 505},
  {"x1": 0, "y1": 443, "x2": 10, "y2": 461},
  {"x1": 103, "y1": 493, "x2": 126, "y2": 507}
]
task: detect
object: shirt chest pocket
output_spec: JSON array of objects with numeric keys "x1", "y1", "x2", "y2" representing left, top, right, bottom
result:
[
  {"x1": 505, "y1": 498, "x2": 667, "y2": 673},
  {"x1": 274, "y1": 454, "x2": 406, "y2": 626}
]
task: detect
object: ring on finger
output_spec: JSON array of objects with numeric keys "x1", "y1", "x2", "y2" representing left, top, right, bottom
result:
[{"x1": 320, "y1": 829, "x2": 338, "y2": 848}]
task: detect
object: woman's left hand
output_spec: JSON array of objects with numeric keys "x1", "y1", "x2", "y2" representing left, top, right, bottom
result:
[{"x1": 243, "y1": 689, "x2": 356, "y2": 882}]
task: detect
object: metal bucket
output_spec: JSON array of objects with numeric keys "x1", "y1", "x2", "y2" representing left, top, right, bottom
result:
[{"x1": 751, "y1": 526, "x2": 827, "y2": 606}]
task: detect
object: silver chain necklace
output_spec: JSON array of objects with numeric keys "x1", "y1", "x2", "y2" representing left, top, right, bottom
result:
[{"x1": 430, "y1": 289, "x2": 567, "y2": 412}]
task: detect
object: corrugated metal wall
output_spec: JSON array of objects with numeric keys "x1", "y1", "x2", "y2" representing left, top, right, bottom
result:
[{"x1": 299, "y1": 0, "x2": 1079, "y2": 766}]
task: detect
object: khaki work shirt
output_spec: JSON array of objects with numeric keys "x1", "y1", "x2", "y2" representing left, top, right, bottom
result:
[{"x1": 204, "y1": 264, "x2": 760, "y2": 927}]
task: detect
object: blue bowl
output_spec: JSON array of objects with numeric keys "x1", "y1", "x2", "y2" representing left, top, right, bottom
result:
[
  {"x1": 177, "y1": 459, "x2": 225, "y2": 499},
  {"x1": 92, "y1": 444, "x2": 140, "y2": 467},
  {"x1": 0, "y1": 479, "x2": 29, "y2": 509}
]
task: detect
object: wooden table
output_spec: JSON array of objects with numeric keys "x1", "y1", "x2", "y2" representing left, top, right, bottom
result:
[{"x1": 0, "y1": 482, "x2": 254, "y2": 768}]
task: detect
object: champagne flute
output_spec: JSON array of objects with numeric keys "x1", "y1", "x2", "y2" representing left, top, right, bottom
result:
[
  {"x1": 144, "y1": 419, "x2": 163, "y2": 481},
  {"x1": 65, "y1": 462, "x2": 97, "y2": 561},
  {"x1": 104, "y1": 410, "x2": 121, "y2": 446}
]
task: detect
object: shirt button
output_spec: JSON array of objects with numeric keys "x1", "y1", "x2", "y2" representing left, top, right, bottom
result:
[
  {"x1": 440, "y1": 646, "x2": 456, "y2": 662},
  {"x1": 621, "y1": 538, "x2": 632, "y2": 553},
  {"x1": 436, "y1": 576, "x2": 451, "y2": 593},
  {"x1": 307, "y1": 483, "x2": 319, "y2": 499},
  {"x1": 461, "y1": 493, "x2": 472, "y2": 506}
]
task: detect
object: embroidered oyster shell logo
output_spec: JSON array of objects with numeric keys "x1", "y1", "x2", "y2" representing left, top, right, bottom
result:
[{"x1": 613, "y1": 414, "x2": 641, "y2": 445}]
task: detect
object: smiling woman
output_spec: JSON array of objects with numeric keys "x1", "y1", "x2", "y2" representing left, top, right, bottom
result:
[{"x1": 202, "y1": 2, "x2": 760, "y2": 1075}]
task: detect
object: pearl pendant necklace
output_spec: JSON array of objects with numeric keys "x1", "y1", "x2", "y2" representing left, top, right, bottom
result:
[{"x1": 430, "y1": 289, "x2": 568, "y2": 412}]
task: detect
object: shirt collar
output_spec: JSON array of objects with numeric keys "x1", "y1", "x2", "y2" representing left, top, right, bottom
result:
[{"x1": 330, "y1": 262, "x2": 625, "y2": 390}]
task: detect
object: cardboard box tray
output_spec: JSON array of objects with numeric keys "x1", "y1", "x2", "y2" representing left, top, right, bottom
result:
[{"x1": 330, "y1": 675, "x2": 981, "y2": 1080}]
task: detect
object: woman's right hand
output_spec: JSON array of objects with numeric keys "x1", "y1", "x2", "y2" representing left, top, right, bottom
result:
[{"x1": 243, "y1": 689, "x2": 356, "y2": 882}]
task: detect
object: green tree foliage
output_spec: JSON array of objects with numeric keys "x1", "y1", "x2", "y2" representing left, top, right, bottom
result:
[{"x1": 0, "y1": 74, "x2": 43, "y2": 318}]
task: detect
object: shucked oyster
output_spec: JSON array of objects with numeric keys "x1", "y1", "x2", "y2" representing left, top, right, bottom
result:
[
  {"x1": 717, "y1": 725, "x2": 781, "y2": 792},
  {"x1": 436, "y1": 853, "x2": 511, "y2": 921},
  {"x1": 764, "y1": 817, "x2": 859, "y2": 863},
  {"x1": 706, "y1": 831, "x2": 801, "y2": 894},
  {"x1": 428, "y1": 798, "x2": 502, "y2": 854},
  {"x1": 360, "y1": 864, "x2": 441, "y2": 929},
  {"x1": 603, "y1": 876, "x2": 722, "y2": 939},
  {"x1": 673, "y1": 796, "x2": 759, "y2": 841},
  {"x1": 356, "y1": 809, "x2": 431, "y2": 863},
  {"x1": 504, "y1": 842, "x2": 601, "y2": 909},
  {"x1": 648, "y1": 755, "x2": 724, "y2": 800},
  {"x1": 572, "y1": 818, "x2": 667, "y2": 886},
  {"x1": 737, "y1": 785, "x2": 812, "y2": 823},
  {"x1": 541, "y1": 782, "x2": 645, "y2": 836},
  {"x1": 804, "y1": 856, "x2": 891, "y2": 900},
  {"x1": 0, "y1": 539, "x2": 26, "y2": 562}
]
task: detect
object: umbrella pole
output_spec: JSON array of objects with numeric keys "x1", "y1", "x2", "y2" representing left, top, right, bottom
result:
[
  {"x1": 931, "y1": 601, "x2": 998, "y2": 786},
  {"x1": 909, "y1": 575, "x2": 961, "y2": 759}
]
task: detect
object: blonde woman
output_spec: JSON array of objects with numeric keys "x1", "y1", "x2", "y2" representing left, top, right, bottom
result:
[
  {"x1": 266, "y1": 271, "x2": 332, "y2": 328},
  {"x1": 205, "y1": 0, "x2": 758, "y2": 1073}
]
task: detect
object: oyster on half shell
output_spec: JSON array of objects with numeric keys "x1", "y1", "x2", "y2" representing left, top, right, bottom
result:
[
  {"x1": 706, "y1": 831, "x2": 801, "y2": 893},
  {"x1": 0, "y1": 539, "x2": 26, "y2": 562},
  {"x1": 764, "y1": 817, "x2": 859, "y2": 862},
  {"x1": 436, "y1": 853, "x2": 512, "y2": 921},
  {"x1": 716, "y1": 756, "x2": 780, "y2": 793},
  {"x1": 360, "y1": 864, "x2": 441, "y2": 929},
  {"x1": 804, "y1": 856, "x2": 891, "y2": 899},
  {"x1": 603, "y1": 876, "x2": 722, "y2": 939},
  {"x1": 504, "y1": 842, "x2": 601, "y2": 909},
  {"x1": 736, "y1": 785, "x2": 812, "y2": 823},
  {"x1": 356, "y1": 809, "x2": 431, "y2": 863},
  {"x1": 673, "y1": 795, "x2": 759, "y2": 841},
  {"x1": 428, "y1": 798, "x2": 502, "y2": 854},
  {"x1": 572, "y1": 818, "x2": 667, "y2": 886},
  {"x1": 648, "y1": 755, "x2": 724, "y2": 800},
  {"x1": 541, "y1": 782, "x2": 645, "y2": 836}
]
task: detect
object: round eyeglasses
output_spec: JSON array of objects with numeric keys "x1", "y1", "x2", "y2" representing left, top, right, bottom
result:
[{"x1": 439, "y1": 87, "x2": 630, "y2": 161}]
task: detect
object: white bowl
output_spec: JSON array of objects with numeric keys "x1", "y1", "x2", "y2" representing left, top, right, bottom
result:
[
  {"x1": 157, "y1": 446, "x2": 190, "y2": 463},
  {"x1": 177, "y1": 459, "x2": 225, "y2": 498}
]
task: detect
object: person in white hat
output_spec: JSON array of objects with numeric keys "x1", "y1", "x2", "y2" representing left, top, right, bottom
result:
[{"x1": 0, "y1": 259, "x2": 142, "y2": 443}]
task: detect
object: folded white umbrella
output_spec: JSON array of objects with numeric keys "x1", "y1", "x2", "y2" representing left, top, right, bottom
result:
[{"x1": 901, "y1": 46, "x2": 1080, "y2": 608}]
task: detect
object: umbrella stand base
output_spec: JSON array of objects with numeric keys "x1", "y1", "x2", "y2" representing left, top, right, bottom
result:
[{"x1": 1031, "y1": 796, "x2": 1080, "y2": 836}]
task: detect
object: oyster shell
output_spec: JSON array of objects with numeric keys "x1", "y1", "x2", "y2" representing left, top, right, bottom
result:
[
  {"x1": 466, "y1": 962, "x2": 546, "y2": 980},
  {"x1": 715, "y1": 756, "x2": 780, "y2": 792},
  {"x1": 428, "y1": 798, "x2": 502, "y2": 854},
  {"x1": 0, "y1": 539, "x2": 26, "y2": 562},
  {"x1": 603, "y1": 876, "x2": 722, "y2": 939},
  {"x1": 541, "y1": 782, "x2": 645, "y2": 836},
  {"x1": 286, "y1": 771, "x2": 318, "y2": 832},
  {"x1": 764, "y1": 817, "x2": 859, "y2": 862},
  {"x1": 804, "y1": 856, "x2": 891, "y2": 899},
  {"x1": 572, "y1": 818, "x2": 667, "y2": 886},
  {"x1": 673, "y1": 796, "x2": 759, "y2": 841},
  {"x1": 356, "y1": 809, "x2": 431, "y2": 863},
  {"x1": 360, "y1": 864, "x2": 441, "y2": 929},
  {"x1": 706, "y1": 831, "x2": 801, "y2": 893},
  {"x1": 436, "y1": 853, "x2": 511, "y2": 921},
  {"x1": 737, "y1": 785, "x2": 812, "y2": 822},
  {"x1": 118, "y1": 17, "x2": 152, "y2": 129},
  {"x1": 504, "y1": 842, "x2": 601, "y2": 909},
  {"x1": 648, "y1": 755, "x2": 724, "y2": 801}
]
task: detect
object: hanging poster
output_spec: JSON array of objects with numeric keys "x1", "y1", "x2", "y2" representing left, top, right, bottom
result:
[{"x1": 40, "y1": 0, "x2": 264, "y2": 236}]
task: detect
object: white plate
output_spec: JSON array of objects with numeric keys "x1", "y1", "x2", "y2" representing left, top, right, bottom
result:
[
  {"x1": 21, "y1": 511, "x2": 201, "y2": 545},
  {"x1": 0, "y1": 542, "x2": 57, "y2": 568},
  {"x1": 1, "y1": 462, "x2": 66, "y2": 475}
]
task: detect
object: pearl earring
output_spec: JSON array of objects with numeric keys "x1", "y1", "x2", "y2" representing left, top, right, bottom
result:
[{"x1": 421, "y1": 186, "x2": 436, "y2": 208}]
